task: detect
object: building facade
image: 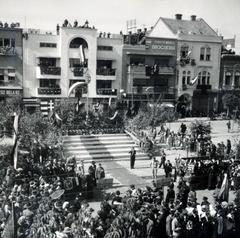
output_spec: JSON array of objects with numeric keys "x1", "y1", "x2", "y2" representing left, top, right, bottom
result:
[
  {"x1": 148, "y1": 14, "x2": 222, "y2": 115},
  {"x1": 121, "y1": 32, "x2": 177, "y2": 106},
  {"x1": 219, "y1": 54, "x2": 240, "y2": 112},
  {"x1": 23, "y1": 23, "x2": 122, "y2": 114},
  {"x1": 0, "y1": 25, "x2": 23, "y2": 101}
]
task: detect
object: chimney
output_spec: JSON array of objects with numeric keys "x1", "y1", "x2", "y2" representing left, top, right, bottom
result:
[
  {"x1": 191, "y1": 15, "x2": 196, "y2": 21},
  {"x1": 175, "y1": 14, "x2": 182, "y2": 20}
]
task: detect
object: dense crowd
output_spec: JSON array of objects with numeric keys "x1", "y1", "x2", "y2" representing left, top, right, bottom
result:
[{"x1": 0, "y1": 150, "x2": 107, "y2": 237}]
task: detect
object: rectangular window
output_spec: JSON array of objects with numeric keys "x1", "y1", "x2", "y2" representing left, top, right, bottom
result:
[
  {"x1": 4, "y1": 38, "x2": 10, "y2": 46},
  {"x1": 187, "y1": 76, "x2": 191, "y2": 85},
  {"x1": 11, "y1": 39, "x2": 15, "y2": 47},
  {"x1": 180, "y1": 46, "x2": 189, "y2": 58},
  {"x1": 182, "y1": 76, "x2": 186, "y2": 85},
  {"x1": 0, "y1": 38, "x2": 3, "y2": 47},
  {"x1": 40, "y1": 42, "x2": 57, "y2": 48},
  {"x1": 130, "y1": 56, "x2": 145, "y2": 66},
  {"x1": 39, "y1": 57, "x2": 56, "y2": 67},
  {"x1": 206, "y1": 48, "x2": 211, "y2": 61},
  {"x1": 96, "y1": 80, "x2": 112, "y2": 89},
  {"x1": 200, "y1": 48, "x2": 205, "y2": 61},
  {"x1": 225, "y1": 76, "x2": 231, "y2": 86},
  {"x1": 97, "y1": 45, "x2": 113, "y2": 51},
  {"x1": 40, "y1": 79, "x2": 57, "y2": 88}
]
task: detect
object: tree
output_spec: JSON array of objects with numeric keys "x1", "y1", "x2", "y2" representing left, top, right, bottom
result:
[
  {"x1": 222, "y1": 93, "x2": 239, "y2": 117},
  {"x1": 190, "y1": 120, "x2": 211, "y2": 141},
  {"x1": 18, "y1": 112, "x2": 62, "y2": 154},
  {"x1": 0, "y1": 96, "x2": 22, "y2": 136}
]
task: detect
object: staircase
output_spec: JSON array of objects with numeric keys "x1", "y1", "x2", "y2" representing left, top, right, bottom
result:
[{"x1": 63, "y1": 133, "x2": 148, "y2": 162}]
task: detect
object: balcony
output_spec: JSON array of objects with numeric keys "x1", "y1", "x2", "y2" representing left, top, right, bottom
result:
[
  {"x1": 38, "y1": 87, "x2": 61, "y2": 95},
  {"x1": 129, "y1": 87, "x2": 176, "y2": 101},
  {"x1": 196, "y1": 84, "x2": 212, "y2": 90},
  {"x1": 0, "y1": 46, "x2": 16, "y2": 56},
  {"x1": 97, "y1": 88, "x2": 117, "y2": 96},
  {"x1": 36, "y1": 66, "x2": 61, "y2": 78},
  {"x1": 40, "y1": 66, "x2": 61, "y2": 75},
  {"x1": 96, "y1": 68, "x2": 116, "y2": 80}
]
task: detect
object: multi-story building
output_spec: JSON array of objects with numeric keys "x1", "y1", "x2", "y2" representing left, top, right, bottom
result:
[
  {"x1": 218, "y1": 53, "x2": 240, "y2": 112},
  {"x1": 121, "y1": 31, "x2": 177, "y2": 106},
  {"x1": 22, "y1": 21, "x2": 122, "y2": 114},
  {"x1": 148, "y1": 14, "x2": 222, "y2": 115},
  {"x1": 0, "y1": 23, "x2": 23, "y2": 101}
]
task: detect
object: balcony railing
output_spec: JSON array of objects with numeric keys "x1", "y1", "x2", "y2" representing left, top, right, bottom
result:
[
  {"x1": 196, "y1": 84, "x2": 212, "y2": 90},
  {"x1": 0, "y1": 46, "x2": 16, "y2": 55},
  {"x1": 39, "y1": 66, "x2": 61, "y2": 75},
  {"x1": 96, "y1": 68, "x2": 116, "y2": 76},
  {"x1": 38, "y1": 87, "x2": 61, "y2": 95},
  {"x1": 73, "y1": 67, "x2": 84, "y2": 77},
  {"x1": 130, "y1": 87, "x2": 176, "y2": 100},
  {"x1": 97, "y1": 88, "x2": 117, "y2": 95},
  {"x1": 145, "y1": 66, "x2": 175, "y2": 75}
]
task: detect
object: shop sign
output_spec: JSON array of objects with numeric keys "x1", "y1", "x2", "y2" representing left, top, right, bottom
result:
[
  {"x1": 145, "y1": 37, "x2": 176, "y2": 54},
  {"x1": 0, "y1": 89, "x2": 22, "y2": 96}
]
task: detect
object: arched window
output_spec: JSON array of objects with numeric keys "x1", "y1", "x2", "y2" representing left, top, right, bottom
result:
[
  {"x1": 198, "y1": 71, "x2": 211, "y2": 85},
  {"x1": 225, "y1": 72, "x2": 232, "y2": 86},
  {"x1": 187, "y1": 71, "x2": 191, "y2": 84},
  {"x1": 182, "y1": 71, "x2": 186, "y2": 85},
  {"x1": 69, "y1": 37, "x2": 88, "y2": 49},
  {"x1": 234, "y1": 71, "x2": 240, "y2": 88},
  {"x1": 200, "y1": 46, "x2": 211, "y2": 61}
]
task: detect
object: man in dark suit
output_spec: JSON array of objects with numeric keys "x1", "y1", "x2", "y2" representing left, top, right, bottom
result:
[{"x1": 129, "y1": 147, "x2": 136, "y2": 169}]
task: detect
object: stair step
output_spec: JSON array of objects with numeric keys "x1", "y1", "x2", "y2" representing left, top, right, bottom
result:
[
  {"x1": 62, "y1": 144, "x2": 136, "y2": 151},
  {"x1": 63, "y1": 140, "x2": 135, "y2": 146},
  {"x1": 63, "y1": 135, "x2": 128, "y2": 142},
  {"x1": 63, "y1": 133, "x2": 126, "y2": 139},
  {"x1": 64, "y1": 147, "x2": 141, "y2": 154},
  {"x1": 64, "y1": 151, "x2": 147, "y2": 160}
]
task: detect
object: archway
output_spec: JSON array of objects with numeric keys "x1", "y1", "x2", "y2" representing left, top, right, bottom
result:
[{"x1": 69, "y1": 37, "x2": 88, "y2": 49}]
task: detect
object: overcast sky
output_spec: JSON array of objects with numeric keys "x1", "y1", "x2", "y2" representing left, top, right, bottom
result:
[{"x1": 1, "y1": 0, "x2": 239, "y2": 38}]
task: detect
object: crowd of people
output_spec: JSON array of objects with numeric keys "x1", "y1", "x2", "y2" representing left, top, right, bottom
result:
[{"x1": 0, "y1": 148, "x2": 108, "y2": 238}]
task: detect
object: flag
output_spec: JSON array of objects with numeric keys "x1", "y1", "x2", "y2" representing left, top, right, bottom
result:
[
  {"x1": 109, "y1": 110, "x2": 119, "y2": 120},
  {"x1": 218, "y1": 173, "x2": 229, "y2": 202},
  {"x1": 12, "y1": 113, "x2": 19, "y2": 169},
  {"x1": 79, "y1": 45, "x2": 85, "y2": 64},
  {"x1": 108, "y1": 97, "x2": 112, "y2": 107},
  {"x1": 189, "y1": 76, "x2": 198, "y2": 86},
  {"x1": 55, "y1": 112, "x2": 62, "y2": 121},
  {"x1": 187, "y1": 50, "x2": 192, "y2": 57}
]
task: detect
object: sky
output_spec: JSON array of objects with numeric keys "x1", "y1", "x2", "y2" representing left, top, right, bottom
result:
[{"x1": 0, "y1": 0, "x2": 240, "y2": 38}]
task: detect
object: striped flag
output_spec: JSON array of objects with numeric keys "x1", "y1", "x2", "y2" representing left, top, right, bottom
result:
[{"x1": 40, "y1": 99, "x2": 55, "y2": 116}]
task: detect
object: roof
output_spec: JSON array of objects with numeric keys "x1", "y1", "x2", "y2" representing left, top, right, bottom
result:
[{"x1": 160, "y1": 17, "x2": 218, "y2": 37}]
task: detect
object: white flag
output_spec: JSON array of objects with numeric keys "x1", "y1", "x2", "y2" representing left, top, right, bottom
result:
[{"x1": 79, "y1": 45, "x2": 85, "y2": 64}]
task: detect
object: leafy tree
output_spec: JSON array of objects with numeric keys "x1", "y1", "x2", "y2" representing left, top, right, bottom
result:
[
  {"x1": 18, "y1": 112, "x2": 62, "y2": 153},
  {"x1": 127, "y1": 103, "x2": 175, "y2": 131},
  {"x1": 0, "y1": 96, "x2": 22, "y2": 136},
  {"x1": 222, "y1": 93, "x2": 239, "y2": 116},
  {"x1": 190, "y1": 120, "x2": 211, "y2": 141}
]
